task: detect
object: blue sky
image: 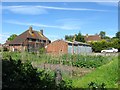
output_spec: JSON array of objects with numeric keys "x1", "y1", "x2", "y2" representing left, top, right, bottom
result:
[{"x1": 1, "y1": 2, "x2": 118, "y2": 44}]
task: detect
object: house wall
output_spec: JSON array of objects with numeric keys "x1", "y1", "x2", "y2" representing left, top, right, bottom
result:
[
  {"x1": 27, "y1": 42, "x2": 43, "y2": 52},
  {"x1": 46, "y1": 40, "x2": 68, "y2": 55},
  {"x1": 9, "y1": 45, "x2": 27, "y2": 52},
  {"x1": 9, "y1": 39, "x2": 50, "y2": 52}
]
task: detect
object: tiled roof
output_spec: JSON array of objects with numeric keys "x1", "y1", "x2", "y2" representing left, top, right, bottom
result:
[
  {"x1": 84, "y1": 35, "x2": 101, "y2": 42},
  {"x1": 9, "y1": 27, "x2": 50, "y2": 45}
]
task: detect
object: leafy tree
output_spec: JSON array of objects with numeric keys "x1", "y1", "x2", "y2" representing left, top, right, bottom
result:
[
  {"x1": 90, "y1": 40, "x2": 109, "y2": 52},
  {"x1": 90, "y1": 38, "x2": 120, "y2": 52},
  {"x1": 65, "y1": 35, "x2": 74, "y2": 42},
  {"x1": 104, "y1": 36, "x2": 111, "y2": 39},
  {"x1": 75, "y1": 32, "x2": 85, "y2": 42},
  {"x1": 99, "y1": 31, "x2": 106, "y2": 39},
  {"x1": 7, "y1": 34, "x2": 17, "y2": 41},
  {"x1": 111, "y1": 38, "x2": 120, "y2": 49},
  {"x1": 65, "y1": 32, "x2": 85, "y2": 42},
  {"x1": 116, "y1": 31, "x2": 120, "y2": 39}
]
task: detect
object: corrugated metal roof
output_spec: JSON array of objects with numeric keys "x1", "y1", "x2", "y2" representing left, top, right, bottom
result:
[
  {"x1": 63, "y1": 40, "x2": 90, "y2": 45},
  {"x1": 50, "y1": 39, "x2": 90, "y2": 46}
]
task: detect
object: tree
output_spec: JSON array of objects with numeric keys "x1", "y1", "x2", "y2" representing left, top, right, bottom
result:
[
  {"x1": 65, "y1": 32, "x2": 85, "y2": 42},
  {"x1": 75, "y1": 32, "x2": 85, "y2": 42},
  {"x1": 7, "y1": 34, "x2": 17, "y2": 41},
  {"x1": 104, "y1": 36, "x2": 111, "y2": 39},
  {"x1": 99, "y1": 31, "x2": 106, "y2": 39},
  {"x1": 65, "y1": 35, "x2": 74, "y2": 42},
  {"x1": 90, "y1": 38, "x2": 120, "y2": 52},
  {"x1": 116, "y1": 31, "x2": 120, "y2": 39}
]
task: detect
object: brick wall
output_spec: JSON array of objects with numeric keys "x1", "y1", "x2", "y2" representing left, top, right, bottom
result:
[
  {"x1": 46, "y1": 40, "x2": 68, "y2": 55},
  {"x1": 9, "y1": 45, "x2": 27, "y2": 52}
]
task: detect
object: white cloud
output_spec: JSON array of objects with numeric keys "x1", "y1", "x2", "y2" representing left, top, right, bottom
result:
[
  {"x1": 0, "y1": 33, "x2": 11, "y2": 44},
  {"x1": 4, "y1": 20, "x2": 81, "y2": 30},
  {"x1": 106, "y1": 34, "x2": 114, "y2": 37},
  {"x1": 2, "y1": 5, "x2": 111, "y2": 16},
  {"x1": 2, "y1": 6, "x2": 48, "y2": 15},
  {"x1": 35, "y1": 5, "x2": 107, "y2": 12}
]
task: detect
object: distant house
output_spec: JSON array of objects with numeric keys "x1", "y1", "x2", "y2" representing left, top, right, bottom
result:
[
  {"x1": 2, "y1": 40, "x2": 11, "y2": 51},
  {"x1": 0, "y1": 43, "x2": 2, "y2": 49},
  {"x1": 45, "y1": 40, "x2": 92, "y2": 55},
  {"x1": 8, "y1": 26, "x2": 51, "y2": 52},
  {"x1": 84, "y1": 34, "x2": 101, "y2": 42}
]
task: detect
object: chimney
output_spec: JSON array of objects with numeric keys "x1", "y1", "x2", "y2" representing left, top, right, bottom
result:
[
  {"x1": 29, "y1": 26, "x2": 32, "y2": 32},
  {"x1": 86, "y1": 34, "x2": 88, "y2": 37},
  {"x1": 40, "y1": 29, "x2": 43, "y2": 35}
]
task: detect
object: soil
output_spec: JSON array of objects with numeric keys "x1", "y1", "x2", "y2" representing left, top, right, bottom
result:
[{"x1": 32, "y1": 63, "x2": 94, "y2": 77}]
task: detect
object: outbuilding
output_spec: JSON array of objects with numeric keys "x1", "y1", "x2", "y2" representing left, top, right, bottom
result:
[{"x1": 45, "y1": 40, "x2": 92, "y2": 55}]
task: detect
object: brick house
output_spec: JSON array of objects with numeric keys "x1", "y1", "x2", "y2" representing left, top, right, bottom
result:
[
  {"x1": 0, "y1": 43, "x2": 2, "y2": 50},
  {"x1": 2, "y1": 40, "x2": 11, "y2": 51},
  {"x1": 9, "y1": 26, "x2": 51, "y2": 52},
  {"x1": 84, "y1": 34, "x2": 101, "y2": 42},
  {"x1": 45, "y1": 40, "x2": 92, "y2": 55}
]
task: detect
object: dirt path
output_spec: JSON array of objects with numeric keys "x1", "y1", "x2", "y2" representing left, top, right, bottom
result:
[{"x1": 32, "y1": 63, "x2": 94, "y2": 77}]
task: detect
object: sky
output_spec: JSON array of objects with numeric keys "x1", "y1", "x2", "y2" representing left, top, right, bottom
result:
[{"x1": 1, "y1": 2, "x2": 118, "y2": 44}]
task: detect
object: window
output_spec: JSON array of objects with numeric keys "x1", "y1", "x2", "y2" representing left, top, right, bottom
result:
[
  {"x1": 28, "y1": 38, "x2": 32, "y2": 42},
  {"x1": 36, "y1": 39, "x2": 39, "y2": 42}
]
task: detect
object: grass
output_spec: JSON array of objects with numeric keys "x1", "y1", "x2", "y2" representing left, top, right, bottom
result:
[
  {"x1": 2, "y1": 51, "x2": 51, "y2": 64},
  {"x1": 72, "y1": 56, "x2": 118, "y2": 88}
]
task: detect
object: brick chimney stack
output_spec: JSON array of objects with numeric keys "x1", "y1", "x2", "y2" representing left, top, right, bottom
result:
[
  {"x1": 86, "y1": 34, "x2": 88, "y2": 37},
  {"x1": 40, "y1": 29, "x2": 43, "y2": 35},
  {"x1": 29, "y1": 26, "x2": 32, "y2": 32}
]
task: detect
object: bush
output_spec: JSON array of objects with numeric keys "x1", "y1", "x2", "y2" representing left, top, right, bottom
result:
[
  {"x1": 3, "y1": 47, "x2": 9, "y2": 52},
  {"x1": 90, "y1": 39, "x2": 120, "y2": 52},
  {"x1": 39, "y1": 47, "x2": 46, "y2": 54},
  {"x1": 2, "y1": 58, "x2": 72, "y2": 89}
]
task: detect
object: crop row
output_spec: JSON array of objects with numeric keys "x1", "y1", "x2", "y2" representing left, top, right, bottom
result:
[{"x1": 2, "y1": 52, "x2": 113, "y2": 68}]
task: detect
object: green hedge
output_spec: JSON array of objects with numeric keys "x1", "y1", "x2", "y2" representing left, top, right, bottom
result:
[{"x1": 90, "y1": 39, "x2": 120, "y2": 52}]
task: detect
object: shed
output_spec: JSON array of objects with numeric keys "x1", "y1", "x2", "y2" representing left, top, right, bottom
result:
[{"x1": 46, "y1": 40, "x2": 92, "y2": 55}]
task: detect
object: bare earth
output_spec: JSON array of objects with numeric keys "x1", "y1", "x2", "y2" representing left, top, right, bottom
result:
[{"x1": 32, "y1": 63, "x2": 94, "y2": 77}]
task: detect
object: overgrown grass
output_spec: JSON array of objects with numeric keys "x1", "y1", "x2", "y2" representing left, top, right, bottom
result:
[
  {"x1": 2, "y1": 51, "x2": 51, "y2": 64},
  {"x1": 72, "y1": 56, "x2": 118, "y2": 88}
]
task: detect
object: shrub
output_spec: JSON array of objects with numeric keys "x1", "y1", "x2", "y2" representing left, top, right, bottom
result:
[
  {"x1": 39, "y1": 47, "x2": 46, "y2": 54},
  {"x1": 2, "y1": 58, "x2": 72, "y2": 89}
]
